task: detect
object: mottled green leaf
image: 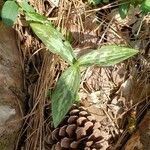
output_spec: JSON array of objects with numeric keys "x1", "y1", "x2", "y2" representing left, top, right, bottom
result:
[
  {"x1": 119, "y1": 2, "x2": 130, "y2": 19},
  {"x1": 26, "y1": 12, "x2": 49, "y2": 24},
  {"x1": 52, "y1": 65, "x2": 80, "y2": 127},
  {"x1": 18, "y1": 0, "x2": 35, "y2": 13},
  {"x1": 78, "y1": 45, "x2": 138, "y2": 67},
  {"x1": 141, "y1": 0, "x2": 150, "y2": 13},
  {"x1": 30, "y1": 23, "x2": 76, "y2": 64},
  {"x1": 1, "y1": 1, "x2": 19, "y2": 26}
]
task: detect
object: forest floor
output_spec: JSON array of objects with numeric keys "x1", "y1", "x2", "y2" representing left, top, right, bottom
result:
[{"x1": 15, "y1": 0, "x2": 150, "y2": 149}]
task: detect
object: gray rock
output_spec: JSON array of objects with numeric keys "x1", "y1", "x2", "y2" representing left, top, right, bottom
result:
[{"x1": 0, "y1": 23, "x2": 23, "y2": 150}]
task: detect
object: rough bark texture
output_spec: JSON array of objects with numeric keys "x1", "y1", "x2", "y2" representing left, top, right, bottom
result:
[{"x1": 0, "y1": 22, "x2": 23, "y2": 150}]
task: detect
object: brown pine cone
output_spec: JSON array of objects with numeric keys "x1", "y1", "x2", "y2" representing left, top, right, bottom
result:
[{"x1": 46, "y1": 105, "x2": 104, "y2": 150}]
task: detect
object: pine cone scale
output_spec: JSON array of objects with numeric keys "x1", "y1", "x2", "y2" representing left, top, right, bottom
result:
[{"x1": 48, "y1": 105, "x2": 104, "y2": 149}]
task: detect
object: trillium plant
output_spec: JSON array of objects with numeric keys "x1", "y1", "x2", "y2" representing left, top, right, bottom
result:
[{"x1": 1, "y1": 0, "x2": 139, "y2": 127}]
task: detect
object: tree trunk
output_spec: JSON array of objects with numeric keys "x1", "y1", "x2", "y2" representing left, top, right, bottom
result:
[{"x1": 0, "y1": 22, "x2": 23, "y2": 150}]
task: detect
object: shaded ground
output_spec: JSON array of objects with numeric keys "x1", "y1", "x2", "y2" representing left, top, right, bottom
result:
[{"x1": 14, "y1": 0, "x2": 150, "y2": 149}]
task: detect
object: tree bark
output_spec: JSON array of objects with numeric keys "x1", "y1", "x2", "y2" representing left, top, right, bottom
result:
[{"x1": 0, "y1": 22, "x2": 23, "y2": 150}]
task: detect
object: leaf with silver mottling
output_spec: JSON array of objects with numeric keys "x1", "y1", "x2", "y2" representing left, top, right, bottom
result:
[
  {"x1": 52, "y1": 65, "x2": 80, "y2": 127},
  {"x1": 30, "y1": 23, "x2": 76, "y2": 64},
  {"x1": 78, "y1": 45, "x2": 138, "y2": 67}
]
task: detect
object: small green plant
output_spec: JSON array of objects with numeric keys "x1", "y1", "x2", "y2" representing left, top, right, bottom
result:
[
  {"x1": 1, "y1": 0, "x2": 138, "y2": 127},
  {"x1": 87, "y1": 0, "x2": 150, "y2": 19},
  {"x1": 119, "y1": 0, "x2": 150, "y2": 19}
]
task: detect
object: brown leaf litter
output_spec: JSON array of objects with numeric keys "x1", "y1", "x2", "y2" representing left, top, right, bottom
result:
[{"x1": 13, "y1": 0, "x2": 150, "y2": 149}]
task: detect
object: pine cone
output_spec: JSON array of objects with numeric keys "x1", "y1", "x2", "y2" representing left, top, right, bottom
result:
[{"x1": 46, "y1": 105, "x2": 104, "y2": 150}]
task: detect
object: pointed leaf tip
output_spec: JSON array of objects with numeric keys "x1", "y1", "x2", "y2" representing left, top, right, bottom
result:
[
  {"x1": 52, "y1": 65, "x2": 80, "y2": 127},
  {"x1": 78, "y1": 45, "x2": 138, "y2": 67}
]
